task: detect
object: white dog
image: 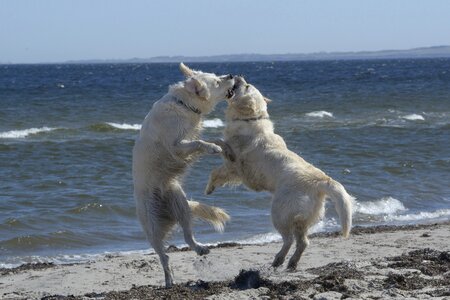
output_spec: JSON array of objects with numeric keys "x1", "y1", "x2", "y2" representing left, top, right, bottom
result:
[
  {"x1": 133, "y1": 63, "x2": 235, "y2": 287},
  {"x1": 206, "y1": 76, "x2": 353, "y2": 270}
]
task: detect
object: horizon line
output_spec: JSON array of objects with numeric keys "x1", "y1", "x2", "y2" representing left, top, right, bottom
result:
[{"x1": 2, "y1": 45, "x2": 450, "y2": 65}]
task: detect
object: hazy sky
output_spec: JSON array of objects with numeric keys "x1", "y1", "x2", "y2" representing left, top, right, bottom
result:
[{"x1": 1, "y1": 0, "x2": 449, "y2": 63}]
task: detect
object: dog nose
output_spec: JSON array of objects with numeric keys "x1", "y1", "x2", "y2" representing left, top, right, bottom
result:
[{"x1": 235, "y1": 76, "x2": 246, "y2": 84}]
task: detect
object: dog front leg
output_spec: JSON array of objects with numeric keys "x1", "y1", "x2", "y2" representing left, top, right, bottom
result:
[
  {"x1": 174, "y1": 139, "x2": 222, "y2": 158},
  {"x1": 205, "y1": 165, "x2": 241, "y2": 195},
  {"x1": 207, "y1": 139, "x2": 236, "y2": 162}
]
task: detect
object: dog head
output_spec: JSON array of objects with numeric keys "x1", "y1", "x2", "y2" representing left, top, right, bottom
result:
[
  {"x1": 225, "y1": 76, "x2": 271, "y2": 120},
  {"x1": 179, "y1": 63, "x2": 235, "y2": 113}
]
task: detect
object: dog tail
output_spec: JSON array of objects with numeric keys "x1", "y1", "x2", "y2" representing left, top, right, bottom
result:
[
  {"x1": 188, "y1": 200, "x2": 230, "y2": 233},
  {"x1": 320, "y1": 179, "x2": 354, "y2": 238}
]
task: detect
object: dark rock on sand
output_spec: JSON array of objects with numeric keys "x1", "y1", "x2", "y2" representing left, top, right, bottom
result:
[
  {"x1": 386, "y1": 248, "x2": 450, "y2": 276},
  {"x1": 0, "y1": 262, "x2": 55, "y2": 276}
]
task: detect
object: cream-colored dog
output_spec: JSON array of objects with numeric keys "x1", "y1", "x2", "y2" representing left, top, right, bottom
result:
[
  {"x1": 206, "y1": 76, "x2": 353, "y2": 270},
  {"x1": 133, "y1": 63, "x2": 235, "y2": 287}
]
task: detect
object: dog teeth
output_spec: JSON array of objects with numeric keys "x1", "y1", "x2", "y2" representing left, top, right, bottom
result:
[{"x1": 226, "y1": 89, "x2": 234, "y2": 98}]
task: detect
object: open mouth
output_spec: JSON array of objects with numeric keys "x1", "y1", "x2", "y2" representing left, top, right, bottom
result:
[
  {"x1": 226, "y1": 88, "x2": 235, "y2": 99},
  {"x1": 227, "y1": 80, "x2": 242, "y2": 99}
]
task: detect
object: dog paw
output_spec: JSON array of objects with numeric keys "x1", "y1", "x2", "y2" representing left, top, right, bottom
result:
[
  {"x1": 286, "y1": 262, "x2": 298, "y2": 271},
  {"x1": 204, "y1": 183, "x2": 215, "y2": 195},
  {"x1": 206, "y1": 144, "x2": 222, "y2": 154},
  {"x1": 195, "y1": 245, "x2": 210, "y2": 256},
  {"x1": 165, "y1": 280, "x2": 174, "y2": 288},
  {"x1": 164, "y1": 274, "x2": 174, "y2": 288},
  {"x1": 272, "y1": 257, "x2": 285, "y2": 268}
]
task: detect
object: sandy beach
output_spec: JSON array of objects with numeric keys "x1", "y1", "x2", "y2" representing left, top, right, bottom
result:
[{"x1": 1, "y1": 222, "x2": 449, "y2": 299}]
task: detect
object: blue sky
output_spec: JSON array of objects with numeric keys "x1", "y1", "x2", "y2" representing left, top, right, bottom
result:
[{"x1": 1, "y1": 0, "x2": 449, "y2": 63}]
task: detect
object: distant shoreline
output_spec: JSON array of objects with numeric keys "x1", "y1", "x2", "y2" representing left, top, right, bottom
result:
[{"x1": 2, "y1": 45, "x2": 450, "y2": 65}]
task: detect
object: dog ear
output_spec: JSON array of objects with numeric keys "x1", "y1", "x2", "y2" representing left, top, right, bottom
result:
[
  {"x1": 179, "y1": 62, "x2": 194, "y2": 77},
  {"x1": 185, "y1": 78, "x2": 210, "y2": 99},
  {"x1": 263, "y1": 97, "x2": 272, "y2": 104}
]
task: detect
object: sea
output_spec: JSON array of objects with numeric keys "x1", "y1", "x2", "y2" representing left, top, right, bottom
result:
[{"x1": 1, "y1": 59, "x2": 449, "y2": 268}]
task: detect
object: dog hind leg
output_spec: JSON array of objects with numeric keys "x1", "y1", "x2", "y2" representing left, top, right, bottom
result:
[
  {"x1": 272, "y1": 230, "x2": 293, "y2": 268},
  {"x1": 166, "y1": 183, "x2": 210, "y2": 256},
  {"x1": 271, "y1": 198, "x2": 294, "y2": 268},
  {"x1": 152, "y1": 235, "x2": 173, "y2": 288},
  {"x1": 136, "y1": 192, "x2": 175, "y2": 288},
  {"x1": 287, "y1": 222, "x2": 309, "y2": 270}
]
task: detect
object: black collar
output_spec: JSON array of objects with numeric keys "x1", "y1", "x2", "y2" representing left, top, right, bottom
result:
[
  {"x1": 174, "y1": 96, "x2": 202, "y2": 115},
  {"x1": 232, "y1": 115, "x2": 269, "y2": 122}
]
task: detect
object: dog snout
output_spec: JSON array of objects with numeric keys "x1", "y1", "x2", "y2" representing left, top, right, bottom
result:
[
  {"x1": 226, "y1": 74, "x2": 233, "y2": 80},
  {"x1": 235, "y1": 76, "x2": 247, "y2": 86}
]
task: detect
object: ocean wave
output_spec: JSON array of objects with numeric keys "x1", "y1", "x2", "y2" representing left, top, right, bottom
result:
[
  {"x1": 66, "y1": 203, "x2": 105, "y2": 214},
  {"x1": 203, "y1": 118, "x2": 224, "y2": 128},
  {"x1": 66, "y1": 202, "x2": 135, "y2": 217},
  {"x1": 283, "y1": 109, "x2": 449, "y2": 131},
  {"x1": 229, "y1": 218, "x2": 340, "y2": 245},
  {"x1": 0, "y1": 248, "x2": 154, "y2": 269},
  {"x1": 309, "y1": 218, "x2": 339, "y2": 233},
  {"x1": 87, "y1": 122, "x2": 141, "y2": 132},
  {"x1": 383, "y1": 209, "x2": 450, "y2": 222},
  {"x1": 402, "y1": 114, "x2": 425, "y2": 121},
  {"x1": 0, "y1": 230, "x2": 82, "y2": 251},
  {"x1": 236, "y1": 232, "x2": 281, "y2": 244},
  {"x1": 354, "y1": 197, "x2": 406, "y2": 215},
  {"x1": 0, "y1": 262, "x2": 20, "y2": 269},
  {"x1": 305, "y1": 111, "x2": 334, "y2": 118},
  {"x1": 96, "y1": 120, "x2": 224, "y2": 131},
  {"x1": 0, "y1": 127, "x2": 59, "y2": 139},
  {"x1": 0, "y1": 218, "x2": 34, "y2": 231},
  {"x1": 2, "y1": 209, "x2": 448, "y2": 269},
  {"x1": 106, "y1": 122, "x2": 141, "y2": 130}
]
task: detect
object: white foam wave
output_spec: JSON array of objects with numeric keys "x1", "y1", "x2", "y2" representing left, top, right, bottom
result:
[
  {"x1": 402, "y1": 114, "x2": 425, "y2": 121},
  {"x1": 309, "y1": 218, "x2": 339, "y2": 234},
  {"x1": 203, "y1": 118, "x2": 224, "y2": 128},
  {"x1": 106, "y1": 119, "x2": 223, "y2": 131},
  {"x1": 106, "y1": 123, "x2": 141, "y2": 130},
  {"x1": 0, "y1": 127, "x2": 58, "y2": 139},
  {"x1": 355, "y1": 197, "x2": 406, "y2": 215},
  {"x1": 237, "y1": 232, "x2": 281, "y2": 244},
  {"x1": 3, "y1": 205, "x2": 448, "y2": 269},
  {"x1": 0, "y1": 263, "x2": 19, "y2": 269},
  {"x1": 384, "y1": 209, "x2": 450, "y2": 222},
  {"x1": 232, "y1": 218, "x2": 340, "y2": 245},
  {"x1": 305, "y1": 111, "x2": 333, "y2": 118},
  {"x1": 0, "y1": 248, "x2": 155, "y2": 269}
]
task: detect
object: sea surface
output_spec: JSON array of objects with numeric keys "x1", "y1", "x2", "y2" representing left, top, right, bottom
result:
[{"x1": 1, "y1": 60, "x2": 449, "y2": 267}]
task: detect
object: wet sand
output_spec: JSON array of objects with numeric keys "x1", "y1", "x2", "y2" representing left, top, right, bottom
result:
[{"x1": 1, "y1": 222, "x2": 449, "y2": 299}]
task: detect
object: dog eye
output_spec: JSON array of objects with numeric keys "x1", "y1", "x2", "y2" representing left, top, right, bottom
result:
[
  {"x1": 246, "y1": 85, "x2": 250, "y2": 90},
  {"x1": 215, "y1": 80, "x2": 220, "y2": 87}
]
